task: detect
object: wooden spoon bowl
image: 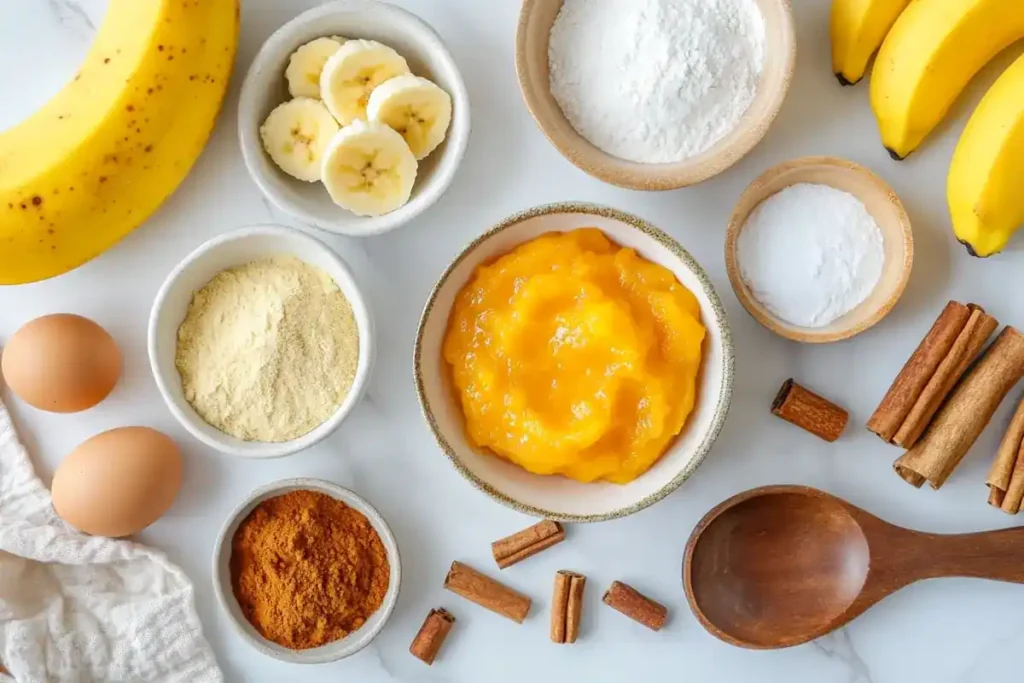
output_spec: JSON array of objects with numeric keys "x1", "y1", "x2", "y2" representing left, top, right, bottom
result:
[
  {"x1": 687, "y1": 489, "x2": 869, "y2": 648},
  {"x1": 684, "y1": 485, "x2": 1024, "y2": 649}
]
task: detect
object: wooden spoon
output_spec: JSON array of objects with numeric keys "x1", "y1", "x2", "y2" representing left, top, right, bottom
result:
[{"x1": 683, "y1": 485, "x2": 1024, "y2": 649}]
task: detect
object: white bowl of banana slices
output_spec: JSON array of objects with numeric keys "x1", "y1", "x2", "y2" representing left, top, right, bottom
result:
[{"x1": 239, "y1": 0, "x2": 471, "y2": 236}]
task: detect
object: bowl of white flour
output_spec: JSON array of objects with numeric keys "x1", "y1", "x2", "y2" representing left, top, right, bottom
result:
[{"x1": 516, "y1": 0, "x2": 795, "y2": 190}]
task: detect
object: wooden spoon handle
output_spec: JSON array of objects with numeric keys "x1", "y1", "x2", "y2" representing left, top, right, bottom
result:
[{"x1": 918, "y1": 527, "x2": 1024, "y2": 583}]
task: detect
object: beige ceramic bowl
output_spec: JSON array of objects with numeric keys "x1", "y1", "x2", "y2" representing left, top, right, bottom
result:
[
  {"x1": 515, "y1": 0, "x2": 796, "y2": 190},
  {"x1": 725, "y1": 156, "x2": 914, "y2": 343},
  {"x1": 415, "y1": 203, "x2": 734, "y2": 522}
]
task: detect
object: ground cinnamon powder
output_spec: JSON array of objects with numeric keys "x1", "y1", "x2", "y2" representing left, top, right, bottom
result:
[{"x1": 230, "y1": 489, "x2": 390, "y2": 650}]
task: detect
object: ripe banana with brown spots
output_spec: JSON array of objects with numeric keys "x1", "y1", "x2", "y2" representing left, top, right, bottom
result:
[{"x1": 0, "y1": 0, "x2": 239, "y2": 284}]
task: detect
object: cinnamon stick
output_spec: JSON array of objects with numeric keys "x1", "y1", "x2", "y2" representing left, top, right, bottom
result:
[
  {"x1": 894, "y1": 327, "x2": 1024, "y2": 489},
  {"x1": 444, "y1": 561, "x2": 531, "y2": 623},
  {"x1": 869, "y1": 302, "x2": 998, "y2": 448},
  {"x1": 492, "y1": 520, "x2": 565, "y2": 569},
  {"x1": 986, "y1": 394, "x2": 1024, "y2": 514},
  {"x1": 550, "y1": 570, "x2": 585, "y2": 644},
  {"x1": 409, "y1": 608, "x2": 455, "y2": 665},
  {"x1": 601, "y1": 581, "x2": 667, "y2": 631},
  {"x1": 771, "y1": 379, "x2": 848, "y2": 442},
  {"x1": 1000, "y1": 453, "x2": 1024, "y2": 515},
  {"x1": 892, "y1": 307, "x2": 999, "y2": 448}
]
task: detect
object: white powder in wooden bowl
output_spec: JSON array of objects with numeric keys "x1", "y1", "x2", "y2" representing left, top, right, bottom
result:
[
  {"x1": 175, "y1": 256, "x2": 359, "y2": 442},
  {"x1": 737, "y1": 183, "x2": 885, "y2": 328},
  {"x1": 548, "y1": 0, "x2": 765, "y2": 163}
]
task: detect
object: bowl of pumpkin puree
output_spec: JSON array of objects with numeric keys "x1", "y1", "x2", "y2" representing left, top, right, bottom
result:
[{"x1": 415, "y1": 203, "x2": 734, "y2": 522}]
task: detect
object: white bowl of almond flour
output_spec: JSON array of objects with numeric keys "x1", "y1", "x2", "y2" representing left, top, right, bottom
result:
[
  {"x1": 148, "y1": 225, "x2": 374, "y2": 458},
  {"x1": 516, "y1": 0, "x2": 795, "y2": 190}
]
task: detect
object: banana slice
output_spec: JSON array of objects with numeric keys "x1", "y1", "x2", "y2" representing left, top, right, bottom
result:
[
  {"x1": 367, "y1": 74, "x2": 452, "y2": 159},
  {"x1": 285, "y1": 37, "x2": 343, "y2": 99},
  {"x1": 260, "y1": 98, "x2": 340, "y2": 182},
  {"x1": 320, "y1": 39, "x2": 411, "y2": 125},
  {"x1": 321, "y1": 120, "x2": 418, "y2": 217}
]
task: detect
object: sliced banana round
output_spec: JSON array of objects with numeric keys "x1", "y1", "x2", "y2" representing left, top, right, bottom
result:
[
  {"x1": 367, "y1": 74, "x2": 452, "y2": 160},
  {"x1": 320, "y1": 39, "x2": 411, "y2": 125},
  {"x1": 260, "y1": 98, "x2": 340, "y2": 182},
  {"x1": 321, "y1": 120, "x2": 418, "y2": 217},
  {"x1": 285, "y1": 37, "x2": 343, "y2": 99}
]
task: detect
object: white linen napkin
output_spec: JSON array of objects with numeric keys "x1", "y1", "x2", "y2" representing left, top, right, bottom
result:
[{"x1": 0, "y1": 397, "x2": 221, "y2": 682}]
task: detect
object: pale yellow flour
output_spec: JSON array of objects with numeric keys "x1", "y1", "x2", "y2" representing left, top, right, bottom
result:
[{"x1": 175, "y1": 256, "x2": 359, "y2": 442}]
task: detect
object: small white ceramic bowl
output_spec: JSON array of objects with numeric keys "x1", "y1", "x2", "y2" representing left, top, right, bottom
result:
[
  {"x1": 212, "y1": 478, "x2": 401, "y2": 664},
  {"x1": 238, "y1": 0, "x2": 471, "y2": 236},
  {"x1": 148, "y1": 225, "x2": 375, "y2": 458},
  {"x1": 415, "y1": 203, "x2": 735, "y2": 522}
]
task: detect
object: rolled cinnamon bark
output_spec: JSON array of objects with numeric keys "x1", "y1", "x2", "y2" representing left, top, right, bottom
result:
[
  {"x1": 550, "y1": 570, "x2": 585, "y2": 644},
  {"x1": 1000, "y1": 454, "x2": 1024, "y2": 514},
  {"x1": 894, "y1": 327, "x2": 1024, "y2": 489},
  {"x1": 987, "y1": 395, "x2": 1024, "y2": 514},
  {"x1": 869, "y1": 302, "x2": 998, "y2": 448},
  {"x1": 409, "y1": 608, "x2": 455, "y2": 665},
  {"x1": 444, "y1": 561, "x2": 531, "y2": 623},
  {"x1": 602, "y1": 581, "x2": 667, "y2": 631},
  {"x1": 492, "y1": 520, "x2": 565, "y2": 569},
  {"x1": 892, "y1": 307, "x2": 999, "y2": 448},
  {"x1": 771, "y1": 380, "x2": 848, "y2": 442}
]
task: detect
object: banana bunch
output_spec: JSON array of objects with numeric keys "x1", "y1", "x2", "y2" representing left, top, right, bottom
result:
[
  {"x1": 262, "y1": 37, "x2": 452, "y2": 217},
  {"x1": 948, "y1": 54, "x2": 1024, "y2": 257},
  {"x1": 831, "y1": 0, "x2": 1024, "y2": 255},
  {"x1": 0, "y1": 0, "x2": 239, "y2": 285}
]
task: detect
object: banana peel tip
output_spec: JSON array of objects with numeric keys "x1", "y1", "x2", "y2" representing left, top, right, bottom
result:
[{"x1": 959, "y1": 239, "x2": 989, "y2": 258}]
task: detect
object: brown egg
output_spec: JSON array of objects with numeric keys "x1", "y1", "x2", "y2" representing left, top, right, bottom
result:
[
  {"x1": 1, "y1": 313, "x2": 121, "y2": 413},
  {"x1": 52, "y1": 427, "x2": 183, "y2": 537}
]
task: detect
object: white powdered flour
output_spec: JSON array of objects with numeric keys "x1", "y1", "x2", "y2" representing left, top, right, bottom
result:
[
  {"x1": 548, "y1": 0, "x2": 765, "y2": 164},
  {"x1": 737, "y1": 183, "x2": 886, "y2": 328}
]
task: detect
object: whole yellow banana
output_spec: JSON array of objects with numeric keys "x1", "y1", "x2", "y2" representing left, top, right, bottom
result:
[
  {"x1": 830, "y1": 0, "x2": 911, "y2": 86},
  {"x1": 0, "y1": 0, "x2": 239, "y2": 284},
  {"x1": 870, "y1": 0, "x2": 1024, "y2": 160},
  {"x1": 948, "y1": 54, "x2": 1024, "y2": 258}
]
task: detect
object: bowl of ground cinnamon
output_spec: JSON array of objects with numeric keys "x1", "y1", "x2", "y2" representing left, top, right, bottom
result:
[{"x1": 212, "y1": 478, "x2": 400, "y2": 664}]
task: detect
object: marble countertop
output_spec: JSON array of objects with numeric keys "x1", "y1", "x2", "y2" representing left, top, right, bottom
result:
[{"x1": 3, "y1": 1, "x2": 1024, "y2": 681}]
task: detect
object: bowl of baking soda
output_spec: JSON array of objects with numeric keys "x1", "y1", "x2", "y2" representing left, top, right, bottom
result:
[
  {"x1": 516, "y1": 0, "x2": 795, "y2": 190},
  {"x1": 725, "y1": 156, "x2": 914, "y2": 343},
  {"x1": 148, "y1": 225, "x2": 374, "y2": 457}
]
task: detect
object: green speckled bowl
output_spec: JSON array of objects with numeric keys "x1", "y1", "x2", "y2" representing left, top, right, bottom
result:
[{"x1": 414, "y1": 203, "x2": 734, "y2": 522}]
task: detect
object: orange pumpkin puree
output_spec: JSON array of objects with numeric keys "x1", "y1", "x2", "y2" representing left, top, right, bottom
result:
[{"x1": 443, "y1": 229, "x2": 705, "y2": 484}]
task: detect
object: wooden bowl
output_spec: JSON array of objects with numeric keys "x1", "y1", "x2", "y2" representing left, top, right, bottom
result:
[
  {"x1": 725, "y1": 156, "x2": 914, "y2": 343},
  {"x1": 515, "y1": 0, "x2": 796, "y2": 190}
]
